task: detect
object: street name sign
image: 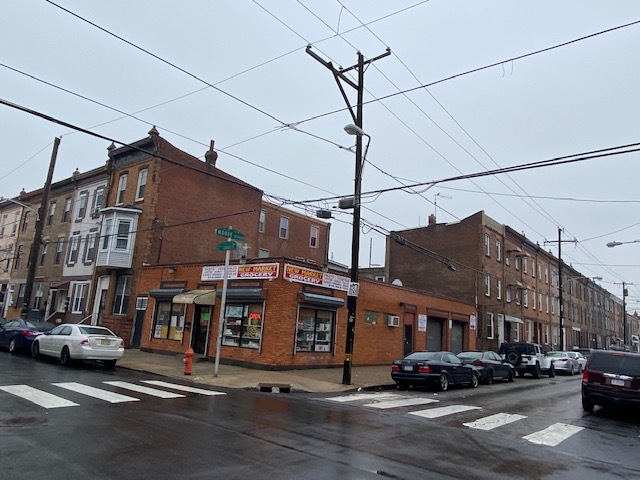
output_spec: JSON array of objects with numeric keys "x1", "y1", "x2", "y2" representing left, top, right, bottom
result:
[
  {"x1": 215, "y1": 227, "x2": 244, "y2": 240},
  {"x1": 216, "y1": 241, "x2": 237, "y2": 251}
]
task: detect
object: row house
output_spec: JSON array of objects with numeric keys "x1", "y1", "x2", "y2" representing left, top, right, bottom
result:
[
  {"x1": 0, "y1": 199, "x2": 23, "y2": 315},
  {"x1": 385, "y1": 211, "x2": 626, "y2": 352},
  {"x1": 3, "y1": 166, "x2": 108, "y2": 324},
  {"x1": 92, "y1": 128, "x2": 330, "y2": 347}
]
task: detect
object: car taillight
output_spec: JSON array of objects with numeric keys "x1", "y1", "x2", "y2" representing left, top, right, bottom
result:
[
  {"x1": 582, "y1": 370, "x2": 589, "y2": 383},
  {"x1": 391, "y1": 365, "x2": 400, "y2": 372},
  {"x1": 119, "y1": 339, "x2": 124, "y2": 347},
  {"x1": 418, "y1": 365, "x2": 432, "y2": 373},
  {"x1": 22, "y1": 331, "x2": 37, "y2": 337},
  {"x1": 472, "y1": 359, "x2": 484, "y2": 367},
  {"x1": 80, "y1": 338, "x2": 90, "y2": 345}
]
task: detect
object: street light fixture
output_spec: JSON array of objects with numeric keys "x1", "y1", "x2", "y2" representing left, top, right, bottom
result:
[
  {"x1": 341, "y1": 123, "x2": 370, "y2": 385},
  {"x1": 0, "y1": 196, "x2": 40, "y2": 221},
  {"x1": 607, "y1": 240, "x2": 640, "y2": 248}
]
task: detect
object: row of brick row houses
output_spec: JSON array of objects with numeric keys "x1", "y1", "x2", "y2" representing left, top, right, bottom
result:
[
  {"x1": 0, "y1": 128, "x2": 478, "y2": 369},
  {"x1": 385, "y1": 211, "x2": 639, "y2": 352}
]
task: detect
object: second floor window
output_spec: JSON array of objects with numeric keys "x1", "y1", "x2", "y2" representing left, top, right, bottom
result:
[
  {"x1": 39, "y1": 242, "x2": 48, "y2": 266},
  {"x1": 47, "y1": 202, "x2": 56, "y2": 226},
  {"x1": 93, "y1": 187, "x2": 105, "y2": 215},
  {"x1": 54, "y1": 237, "x2": 64, "y2": 264},
  {"x1": 310, "y1": 225, "x2": 319, "y2": 248},
  {"x1": 101, "y1": 218, "x2": 113, "y2": 250},
  {"x1": 258, "y1": 210, "x2": 266, "y2": 233},
  {"x1": 21, "y1": 211, "x2": 30, "y2": 232},
  {"x1": 495, "y1": 240, "x2": 501, "y2": 262},
  {"x1": 11, "y1": 212, "x2": 19, "y2": 235},
  {"x1": 85, "y1": 233, "x2": 97, "y2": 262},
  {"x1": 62, "y1": 197, "x2": 72, "y2": 222},
  {"x1": 279, "y1": 216, "x2": 289, "y2": 239},
  {"x1": 496, "y1": 279, "x2": 502, "y2": 300},
  {"x1": 76, "y1": 192, "x2": 88, "y2": 219},
  {"x1": 484, "y1": 234, "x2": 490, "y2": 257},
  {"x1": 117, "y1": 174, "x2": 128, "y2": 204},
  {"x1": 115, "y1": 220, "x2": 131, "y2": 250},
  {"x1": 484, "y1": 274, "x2": 490, "y2": 296},
  {"x1": 136, "y1": 169, "x2": 147, "y2": 200},
  {"x1": 68, "y1": 235, "x2": 80, "y2": 264},
  {"x1": 486, "y1": 313, "x2": 494, "y2": 339}
]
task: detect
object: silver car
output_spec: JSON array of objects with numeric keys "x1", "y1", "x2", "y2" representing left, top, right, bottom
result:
[
  {"x1": 547, "y1": 351, "x2": 582, "y2": 375},
  {"x1": 32, "y1": 324, "x2": 124, "y2": 368}
]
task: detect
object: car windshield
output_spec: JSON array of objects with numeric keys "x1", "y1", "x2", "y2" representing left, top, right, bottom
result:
[
  {"x1": 458, "y1": 352, "x2": 483, "y2": 359},
  {"x1": 78, "y1": 326, "x2": 115, "y2": 336},
  {"x1": 589, "y1": 353, "x2": 640, "y2": 377},
  {"x1": 548, "y1": 352, "x2": 568, "y2": 358},
  {"x1": 405, "y1": 352, "x2": 439, "y2": 361}
]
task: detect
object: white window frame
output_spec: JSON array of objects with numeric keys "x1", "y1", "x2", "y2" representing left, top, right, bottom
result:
[
  {"x1": 513, "y1": 322, "x2": 520, "y2": 342},
  {"x1": 486, "y1": 312, "x2": 494, "y2": 339},
  {"x1": 68, "y1": 235, "x2": 80, "y2": 265},
  {"x1": 532, "y1": 291, "x2": 536, "y2": 310},
  {"x1": 484, "y1": 274, "x2": 490, "y2": 297},
  {"x1": 136, "y1": 168, "x2": 147, "y2": 201},
  {"x1": 515, "y1": 256, "x2": 520, "y2": 271},
  {"x1": 545, "y1": 266, "x2": 549, "y2": 284},
  {"x1": 525, "y1": 320, "x2": 532, "y2": 342},
  {"x1": 93, "y1": 187, "x2": 105, "y2": 215},
  {"x1": 506, "y1": 286, "x2": 512, "y2": 303},
  {"x1": 495, "y1": 240, "x2": 501, "y2": 262},
  {"x1": 484, "y1": 234, "x2": 490, "y2": 257},
  {"x1": 538, "y1": 293, "x2": 543, "y2": 311},
  {"x1": 523, "y1": 257, "x2": 528, "y2": 274},
  {"x1": 72, "y1": 283, "x2": 88, "y2": 314},
  {"x1": 76, "y1": 192, "x2": 88, "y2": 220},
  {"x1": 63, "y1": 197, "x2": 72, "y2": 222},
  {"x1": 258, "y1": 209, "x2": 266, "y2": 233},
  {"x1": 117, "y1": 174, "x2": 128, "y2": 205},
  {"x1": 115, "y1": 219, "x2": 132, "y2": 251},
  {"x1": 310, "y1": 225, "x2": 319, "y2": 248},
  {"x1": 523, "y1": 289, "x2": 529, "y2": 307},
  {"x1": 85, "y1": 232, "x2": 97, "y2": 263},
  {"x1": 496, "y1": 278, "x2": 502, "y2": 300},
  {"x1": 279, "y1": 216, "x2": 289, "y2": 239},
  {"x1": 101, "y1": 218, "x2": 113, "y2": 250},
  {"x1": 47, "y1": 202, "x2": 56, "y2": 225}
]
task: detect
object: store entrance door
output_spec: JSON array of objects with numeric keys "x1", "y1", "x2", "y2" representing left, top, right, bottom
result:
[{"x1": 192, "y1": 305, "x2": 211, "y2": 355}]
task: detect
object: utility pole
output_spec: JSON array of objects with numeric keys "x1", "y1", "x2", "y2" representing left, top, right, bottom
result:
[
  {"x1": 21, "y1": 137, "x2": 60, "y2": 319},
  {"x1": 614, "y1": 281, "x2": 632, "y2": 346},
  {"x1": 307, "y1": 45, "x2": 390, "y2": 385},
  {"x1": 544, "y1": 228, "x2": 577, "y2": 350}
]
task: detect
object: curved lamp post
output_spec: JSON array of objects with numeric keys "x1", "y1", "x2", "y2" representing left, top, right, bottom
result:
[{"x1": 607, "y1": 240, "x2": 640, "y2": 248}]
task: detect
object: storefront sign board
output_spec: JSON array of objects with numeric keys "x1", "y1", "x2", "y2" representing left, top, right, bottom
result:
[
  {"x1": 283, "y1": 264, "x2": 350, "y2": 292},
  {"x1": 201, "y1": 263, "x2": 279, "y2": 281}
]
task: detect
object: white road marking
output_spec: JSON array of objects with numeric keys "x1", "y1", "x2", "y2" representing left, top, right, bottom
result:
[
  {"x1": 364, "y1": 397, "x2": 440, "y2": 409},
  {"x1": 523, "y1": 423, "x2": 584, "y2": 447},
  {"x1": 463, "y1": 413, "x2": 527, "y2": 430},
  {"x1": 324, "y1": 392, "x2": 400, "y2": 402},
  {"x1": 409, "y1": 404, "x2": 481, "y2": 419},
  {"x1": 141, "y1": 380, "x2": 226, "y2": 396},
  {"x1": 0, "y1": 385, "x2": 79, "y2": 409},
  {"x1": 103, "y1": 381, "x2": 185, "y2": 398},
  {"x1": 53, "y1": 382, "x2": 139, "y2": 403}
]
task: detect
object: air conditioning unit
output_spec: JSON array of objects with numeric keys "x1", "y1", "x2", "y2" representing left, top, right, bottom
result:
[{"x1": 388, "y1": 315, "x2": 400, "y2": 327}]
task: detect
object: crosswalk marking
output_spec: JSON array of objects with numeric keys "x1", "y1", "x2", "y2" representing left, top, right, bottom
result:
[
  {"x1": 324, "y1": 392, "x2": 400, "y2": 403},
  {"x1": 53, "y1": 382, "x2": 139, "y2": 403},
  {"x1": 0, "y1": 385, "x2": 79, "y2": 409},
  {"x1": 103, "y1": 381, "x2": 185, "y2": 399},
  {"x1": 141, "y1": 380, "x2": 226, "y2": 396},
  {"x1": 409, "y1": 404, "x2": 481, "y2": 419},
  {"x1": 364, "y1": 397, "x2": 439, "y2": 409},
  {"x1": 523, "y1": 423, "x2": 584, "y2": 447},
  {"x1": 463, "y1": 413, "x2": 527, "y2": 431}
]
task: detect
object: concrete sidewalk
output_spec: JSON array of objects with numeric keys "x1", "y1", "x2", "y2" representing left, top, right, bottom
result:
[{"x1": 117, "y1": 348, "x2": 395, "y2": 393}]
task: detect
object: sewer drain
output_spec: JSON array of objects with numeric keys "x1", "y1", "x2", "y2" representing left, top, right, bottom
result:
[{"x1": 0, "y1": 416, "x2": 48, "y2": 427}]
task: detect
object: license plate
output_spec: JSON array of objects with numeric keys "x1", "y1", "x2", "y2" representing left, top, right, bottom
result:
[
  {"x1": 611, "y1": 378, "x2": 625, "y2": 387},
  {"x1": 100, "y1": 339, "x2": 111, "y2": 345},
  {"x1": 403, "y1": 365, "x2": 413, "y2": 372}
]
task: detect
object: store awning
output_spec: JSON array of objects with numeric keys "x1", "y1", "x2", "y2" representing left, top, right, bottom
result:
[
  {"x1": 173, "y1": 289, "x2": 217, "y2": 305},
  {"x1": 505, "y1": 315, "x2": 523, "y2": 324},
  {"x1": 216, "y1": 288, "x2": 265, "y2": 301},
  {"x1": 149, "y1": 288, "x2": 186, "y2": 301},
  {"x1": 298, "y1": 292, "x2": 345, "y2": 308},
  {"x1": 50, "y1": 281, "x2": 70, "y2": 290}
]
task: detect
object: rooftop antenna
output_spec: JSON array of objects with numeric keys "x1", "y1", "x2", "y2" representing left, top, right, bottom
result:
[{"x1": 434, "y1": 193, "x2": 452, "y2": 221}]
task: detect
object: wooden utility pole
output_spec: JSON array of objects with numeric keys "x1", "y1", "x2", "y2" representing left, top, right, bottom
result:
[{"x1": 21, "y1": 137, "x2": 60, "y2": 318}]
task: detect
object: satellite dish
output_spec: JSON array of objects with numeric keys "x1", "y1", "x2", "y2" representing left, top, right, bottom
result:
[{"x1": 391, "y1": 278, "x2": 403, "y2": 286}]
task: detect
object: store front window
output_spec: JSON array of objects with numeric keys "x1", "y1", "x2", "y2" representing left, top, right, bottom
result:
[
  {"x1": 152, "y1": 301, "x2": 185, "y2": 341},
  {"x1": 222, "y1": 303, "x2": 263, "y2": 349},
  {"x1": 296, "y1": 307, "x2": 334, "y2": 352}
]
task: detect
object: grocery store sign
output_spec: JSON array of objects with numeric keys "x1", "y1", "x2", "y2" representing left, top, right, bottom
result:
[
  {"x1": 283, "y1": 263, "x2": 350, "y2": 292},
  {"x1": 201, "y1": 263, "x2": 279, "y2": 281}
]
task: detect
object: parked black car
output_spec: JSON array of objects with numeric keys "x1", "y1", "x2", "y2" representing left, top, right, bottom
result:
[
  {"x1": 391, "y1": 351, "x2": 479, "y2": 391},
  {"x1": 0, "y1": 319, "x2": 55, "y2": 353},
  {"x1": 458, "y1": 350, "x2": 515, "y2": 384},
  {"x1": 582, "y1": 349, "x2": 640, "y2": 412}
]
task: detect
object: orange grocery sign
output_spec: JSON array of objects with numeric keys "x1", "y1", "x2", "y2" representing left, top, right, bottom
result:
[
  {"x1": 283, "y1": 264, "x2": 349, "y2": 291},
  {"x1": 201, "y1": 263, "x2": 280, "y2": 281}
]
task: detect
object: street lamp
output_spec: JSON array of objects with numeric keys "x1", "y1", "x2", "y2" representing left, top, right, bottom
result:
[
  {"x1": 341, "y1": 123, "x2": 371, "y2": 385},
  {"x1": 607, "y1": 240, "x2": 640, "y2": 248},
  {"x1": 0, "y1": 196, "x2": 40, "y2": 221}
]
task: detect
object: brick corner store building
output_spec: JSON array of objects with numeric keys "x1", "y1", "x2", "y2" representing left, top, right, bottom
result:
[{"x1": 135, "y1": 258, "x2": 476, "y2": 370}]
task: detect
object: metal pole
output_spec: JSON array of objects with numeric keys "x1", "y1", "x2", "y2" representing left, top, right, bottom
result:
[
  {"x1": 558, "y1": 227, "x2": 564, "y2": 350},
  {"x1": 213, "y1": 237, "x2": 231, "y2": 377},
  {"x1": 22, "y1": 137, "x2": 60, "y2": 318},
  {"x1": 622, "y1": 281, "x2": 627, "y2": 346}
]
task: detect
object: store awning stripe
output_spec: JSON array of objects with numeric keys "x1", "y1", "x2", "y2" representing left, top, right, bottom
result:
[{"x1": 173, "y1": 290, "x2": 217, "y2": 306}]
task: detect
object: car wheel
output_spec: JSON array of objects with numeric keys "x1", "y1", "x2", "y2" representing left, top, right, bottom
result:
[
  {"x1": 31, "y1": 341, "x2": 40, "y2": 359},
  {"x1": 485, "y1": 370, "x2": 494, "y2": 385},
  {"x1": 569, "y1": 365, "x2": 574, "y2": 375},
  {"x1": 470, "y1": 372, "x2": 479, "y2": 388},
  {"x1": 532, "y1": 363, "x2": 541, "y2": 379},
  {"x1": 548, "y1": 364, "x2": 555, "y2": 378},
  {"x1": 508, "y1": 369, "x2": 515, "y2": 382},
  {"x1": 582, "y1": 394, "x2": 594, "y2": 413},
  {"x1": 60, "y1": 346, "x2": 71, "y2": 367},
  {"x1": 578, "y1": 365, "x2": 583, "y2": 374},
  {"x1": 505, "y1": 349, "x2": 522, "y2": 366},
  {"x1": 8, "y1": 337, "x2": 18, "y2": 354},
  {"x1": 439, "y1": 373, "x2": 449, "y2": 391}
]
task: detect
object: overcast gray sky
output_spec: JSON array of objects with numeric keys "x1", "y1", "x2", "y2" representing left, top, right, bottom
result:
[{"x1": 2, "y1": 1, "x2": 640, "y2": 309}]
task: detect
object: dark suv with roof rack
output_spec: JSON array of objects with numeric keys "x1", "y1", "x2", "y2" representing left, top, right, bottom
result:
[{"x1": 582, "y1": 349, "x2": 640, "y2": 412}]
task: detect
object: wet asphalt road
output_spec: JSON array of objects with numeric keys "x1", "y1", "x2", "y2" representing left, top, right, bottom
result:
[{"x1": 1, "y1": 353, "x2": 639, "y2": 480}]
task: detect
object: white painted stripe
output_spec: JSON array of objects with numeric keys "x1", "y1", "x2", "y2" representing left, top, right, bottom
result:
[
  {"x1": 0, "y1": 385, "x2": 79, "y2": 409},
  {"x1": 53, "y1": 382, "x2": 139, "y2": 403},
  {"x1": 142, "y1": 380, "x2": 226, "y2": 396},
  {"x1": 409, "y1": 404, "x2": 481, "y2": 419},
  {"x1": 464, "y1": 413, "x2": 527, "y2": 430},
  {"x1": 103, "y1": 381, "x2": 185, "y2": 399},
  {"x1": 523, "y1": 423, "x2": 584, "y2": 447},
  {"x1": 324, "y1": 392, "x2": 400, "y2": 403},
  {"x1": 364, "y1": 397, "x2": 440, "y2": 409}
]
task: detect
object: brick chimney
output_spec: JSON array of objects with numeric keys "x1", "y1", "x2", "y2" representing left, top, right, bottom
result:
[
  {"x1": 205, "y1": 140, "x2": 218, "y2": 168},
  {"x1": 428, "y1": 213, "x2": 436, "y2": 225}
]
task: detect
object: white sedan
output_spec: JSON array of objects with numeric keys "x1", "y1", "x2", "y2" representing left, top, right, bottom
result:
[{"x1": 32, "y1": 324, "x2": 124, "y2": 368}]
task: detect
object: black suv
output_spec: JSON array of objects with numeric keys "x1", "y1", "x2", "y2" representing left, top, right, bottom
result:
[
  {"x1": 499, "y1": 342, "x2": 555, "y2": 378},
  {"x1": 581, "y1": 349, "x2": 640, "y2": 412}
]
